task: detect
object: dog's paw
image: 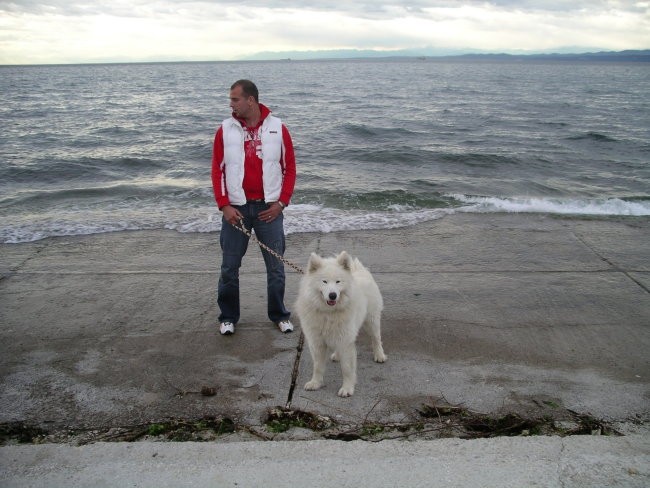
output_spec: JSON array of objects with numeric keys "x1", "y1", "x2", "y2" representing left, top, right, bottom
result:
[
  {"x1": 304, "y1": 380, "x2": 323, "y2": 391},
  {"x1": 337, "y1": 386, "x2": 354, "y2": 397},
  {"x1": 374, "y1": 351, "x2": 387, "y2": 363}
]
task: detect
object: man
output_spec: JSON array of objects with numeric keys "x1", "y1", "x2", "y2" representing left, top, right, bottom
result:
[{"x1": 211, "y1": 79, "x2": 296, "y2": 335}]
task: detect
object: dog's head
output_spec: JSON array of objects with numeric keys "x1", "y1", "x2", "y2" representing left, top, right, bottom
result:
[{"x1": 306, "y1": 251, "x2": 353, "y2": 307}]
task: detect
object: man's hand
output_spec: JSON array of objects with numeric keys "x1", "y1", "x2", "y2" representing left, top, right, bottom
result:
[
  {"x1": 258, "y1": 202, "x2": 284, "y2": 223},
  {"x1": 222, "y1": 205, "x2": 244, "y2": 226}
]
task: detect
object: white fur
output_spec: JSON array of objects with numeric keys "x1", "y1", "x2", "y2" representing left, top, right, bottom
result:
[{"x1": 295, "y1": 251, "x2": 386, "y2": 397}]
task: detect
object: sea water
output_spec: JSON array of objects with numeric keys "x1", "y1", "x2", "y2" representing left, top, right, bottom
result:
[{"x1": 1, "y1": 59, "x2": 649, "y2": 243}]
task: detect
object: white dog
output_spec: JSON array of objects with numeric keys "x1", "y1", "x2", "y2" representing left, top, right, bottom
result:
[{"x1": 295, "y1": 251, "x2": 386, "y2": 397}]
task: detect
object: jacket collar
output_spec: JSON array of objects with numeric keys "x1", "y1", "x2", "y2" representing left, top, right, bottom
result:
[{"x1": 231, "y1": 103, "x2": 271, "y2": 128}]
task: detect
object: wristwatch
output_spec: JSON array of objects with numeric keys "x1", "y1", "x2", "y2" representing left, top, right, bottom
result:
[{"x1": 277, "y1": 201, "x2": 286, "y2": 209}]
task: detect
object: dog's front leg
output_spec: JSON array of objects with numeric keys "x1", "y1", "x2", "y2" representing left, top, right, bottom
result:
[
  {"x1": 366, "y1": 313, "x2": 387, "y2": 363},
  {"x1": 337, "y1": 342, "x2": 357, "y2": 397},
  {"x1": 304, "y1": 339, "x2": 327, "y2": 391}
]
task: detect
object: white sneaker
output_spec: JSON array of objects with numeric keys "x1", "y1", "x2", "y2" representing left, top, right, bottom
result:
[
  {"x1": 220, "y1": 321, "x2": 235, "y2": 335},
  {"x1": 276, "y1": 320, "x2": 294, "y2": 333}
]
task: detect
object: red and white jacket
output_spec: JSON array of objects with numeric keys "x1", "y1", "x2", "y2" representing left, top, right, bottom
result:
[{"x1": 211, "y1": 104, "x2": 296, "y2": 209}]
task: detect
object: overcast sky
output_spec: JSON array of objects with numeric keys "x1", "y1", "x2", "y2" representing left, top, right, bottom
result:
[{"x1": 1, "y1": 1, "x2": 648, "y2": 64}]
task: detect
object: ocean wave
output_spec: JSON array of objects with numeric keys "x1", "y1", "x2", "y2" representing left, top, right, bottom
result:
[
  {"x1": 0, "y1": 156, "x2": 166, "y2": 183},
  {"x1": 283, "y1": 205, "x2": 452, "y2": 234},
  {"x1": 0, "y1": 221, "x2": 149, "y2": 244},
  {"x1": 0, "y1": 181, "x2": 210, "y2": 208},
  {"x1": 330, "y1": 146, "x2": 430, "y2": 165},
  {"x1": 295, "y1": 188, "x2": 456, "y2": 210},
  {"x1": 2, "y1": 195, "x2": 648, "y2": 244},
  {"x1": 565, "y1": 132, "x2": 619, "y2": 143},
  {"x1": 167, "y1": 204, "x2": 453, "y2": 236},
  {"x1": 0, "y1": 203, "x2": 451, "y2": 243},
  {"x1": 341, "y1": 123, "x2": 418, "y2": 138},
  {"x1": 438, "y1": 152, "x2": 521, "y2": 167},
  {"x1": 452, "y1": 195, "x2": 650, "y2": 216},
  {"x1": 0, "y1": 204, "x2": 218, "y2": 243}
]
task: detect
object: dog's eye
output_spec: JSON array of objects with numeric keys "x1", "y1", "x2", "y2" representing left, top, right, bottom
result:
[
  {"x1": 336, "y1": 280, "x2": 341, "y2": 284},
  {"x1": 322, "y1": 280, "x2": 327, "y2": 284}
]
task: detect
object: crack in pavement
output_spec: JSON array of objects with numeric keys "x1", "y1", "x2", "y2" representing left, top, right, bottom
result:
[{"x1": 572, "y1": 231, "x2": 649, "y2": 294}]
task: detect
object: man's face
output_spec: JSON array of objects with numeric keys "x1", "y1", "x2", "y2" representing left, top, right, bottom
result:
[{"x1": 229, "y1": 86, "x2": 252, "y2": 118}]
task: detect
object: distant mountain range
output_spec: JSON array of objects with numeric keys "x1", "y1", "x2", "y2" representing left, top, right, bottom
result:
[{"x1": 243, "y1": 49, "x2": 650, "y2": 62}]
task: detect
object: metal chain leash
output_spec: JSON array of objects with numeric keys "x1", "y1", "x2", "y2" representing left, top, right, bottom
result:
[{"x1": 232, "y1": 218, "x2": 305, "y2": 275}]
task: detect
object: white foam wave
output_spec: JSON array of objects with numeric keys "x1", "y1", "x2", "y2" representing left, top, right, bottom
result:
[
  {"x1": 167, "y1": 204, "x2": 452, "y2": 236},
  {"x1": 452, "y1": 195, "x2": 650, "y2": 216},
  {"x1": 2, "y1": 197, "x2": 649, "y2": 244},
  {"x1": 282, "y1": 204, "x2": 452, "y2": 234}
]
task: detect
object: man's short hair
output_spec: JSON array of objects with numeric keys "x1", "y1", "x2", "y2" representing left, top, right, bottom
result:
[{"x1": 231, "y1": 79, "x2": 259, "y2": 102}]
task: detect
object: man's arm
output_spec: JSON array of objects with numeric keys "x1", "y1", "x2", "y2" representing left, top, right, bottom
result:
[
  {"x1": 211, "y1": 126, "x2": 243, "y2": 225},
  {"x1": 211, "y1": 126, "x2": 230, "y2": 209},
  {"x1": 279, "y1": 124, "x2": 296, "y2": 206}
]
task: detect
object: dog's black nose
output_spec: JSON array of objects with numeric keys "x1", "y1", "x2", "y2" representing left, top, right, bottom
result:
[{"x1": 329, "y1": 292, "x2": 337, "y2": 300}]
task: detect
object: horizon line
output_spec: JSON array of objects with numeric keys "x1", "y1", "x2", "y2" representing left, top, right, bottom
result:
[{"x1": 1, "y1": 48, "x2": 648, "y2": 67}]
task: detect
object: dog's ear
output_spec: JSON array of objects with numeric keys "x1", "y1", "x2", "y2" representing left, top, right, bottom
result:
[
  {"x1": 308, "y1": 253, "x2": 322, "y2": 273},
  {"x1": 336, "y1": 251, "x2": 352, "y2": 271}
]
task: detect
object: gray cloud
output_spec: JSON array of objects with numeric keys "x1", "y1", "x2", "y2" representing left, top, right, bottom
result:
[
  {"x1": 2, "y1": 0, "x2": 645, "y2": 17},
  {"x1": 0, "y1": 0, "x2": 647, "y2": 64}
]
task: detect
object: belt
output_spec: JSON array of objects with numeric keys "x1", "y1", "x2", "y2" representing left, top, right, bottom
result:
[{"x1": 247, "y1": 199, "x2": 265, "y2": 204}]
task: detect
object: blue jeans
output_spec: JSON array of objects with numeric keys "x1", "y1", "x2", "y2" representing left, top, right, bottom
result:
[{"x1": 217, "y1": 201, "x2": 290, "y2": 325}]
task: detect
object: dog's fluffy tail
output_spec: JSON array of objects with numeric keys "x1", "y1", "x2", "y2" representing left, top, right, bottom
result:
[{"x1": 351, "y1": 257, "x2": 364, "y2": 272}]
